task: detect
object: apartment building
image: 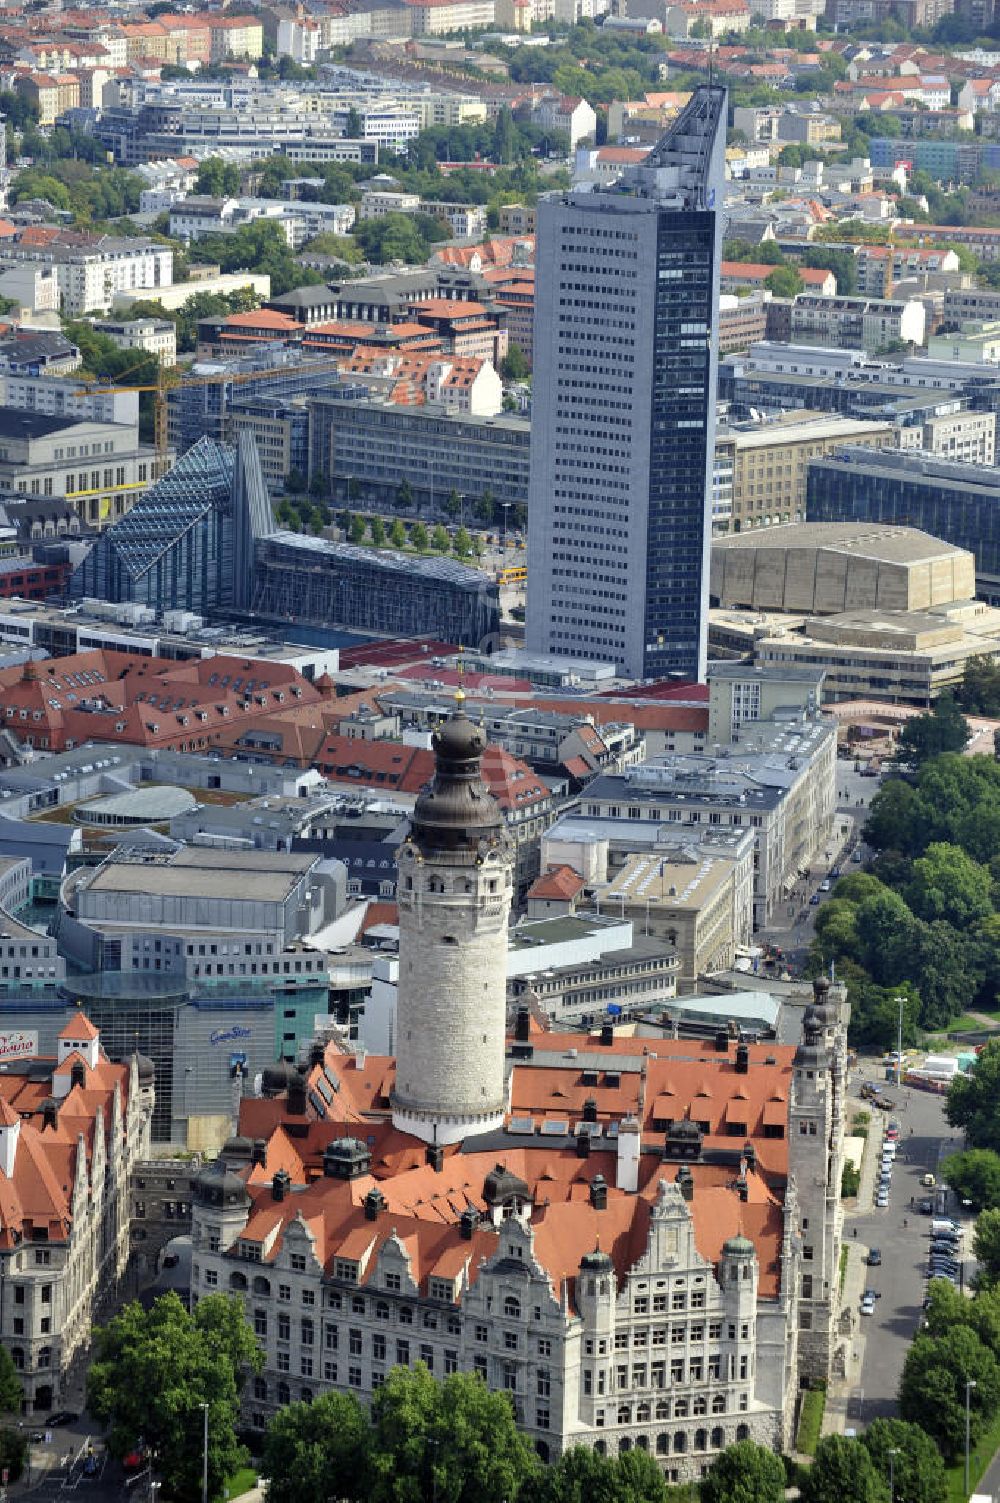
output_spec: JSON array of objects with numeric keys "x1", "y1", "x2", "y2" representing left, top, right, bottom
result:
[
  {"x1": 789, "y1": 293, "x2": 925, "y2": 352},
  {"x1": 92, "y1": 317, "x2": 177, "y2": 368},
  {"x1": 0, "y1": 238, "x2": 173, "y2": 318}
]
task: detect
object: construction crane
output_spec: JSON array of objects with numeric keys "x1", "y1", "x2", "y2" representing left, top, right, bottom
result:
[{"x1": 75, "y1": 352, "x2": 343, "y2": 460}]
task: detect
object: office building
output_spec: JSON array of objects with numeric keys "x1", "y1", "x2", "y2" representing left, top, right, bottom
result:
[
  {"x1": 806, "y1": 446, "x2": 1000, "y2": 600},
  {"x1": 187, "y1": 710, "x2": 849, "y2": 1465},
  {"x1": 526, "y1": 86, "x2": 727, "y2": 681},
  {"x1": 307, "y1": 393, "x2": 530, "y2": 511},
  {"x1": 788, "y1": 294, "x2": 925, "y2": 353}
]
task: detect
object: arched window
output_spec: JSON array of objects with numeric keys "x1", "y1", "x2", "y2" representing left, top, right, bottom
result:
[
  {"x1": 594, "y1": 1441, "x2": 606, "y2": 1457},
  {"x1": 503, "y1": 1296, "x2": 520, "y2": 1319},
  {"x1": 736, "y1": 1424, "x2": 750, "y2": 1442},
  {"x1": 301, "y1": 1389, "x2": 313, "y2": 1404},
  {"x1": 618, "y1": 1404, "x2": 631, "y2": 1425},
  {"x1": 277, "y1": 1382, "x2": 290, "y2": 1406},
  {"x1": 693, "y1": 1396, "x2": 707, "y2": 1416},
  {"x1": 230, "y1": 1272, "x2": 247, "y2": 1291},
  {"x1": 656, "y1": 1434, "x2": 669, "y2": 1455},
  {"x1": 428, "y1": 876, "x2": 445, "y2": 894},
  {"x1": 37, "y1": 1347, "x2": 51, "y2": 1369},
  {"x1": 10, "y1": 1349, "x2": 22, "y2": 1371},
  {"x1": 694, "y1": 1430, "x2": 707, "y2": 1452},
  {"x1": 619, "y1": 1438, "x2": 631, "y2": 1454},
  {"x1": 635, "y1": 1435, "x2": 649, "y2": 1451},
  {"x1": 674, "y1": 1432, "x2": 687, "y2": 1454},
  {"x1": 599, "y1": 1279, "x2": 609, "y2": 1296},
  {"x1": 712, "y1": 1394, "x2": 726, "y2": 1414},
  {"x1": 656, "y1": 1399, "x2": 670, "y2": 1420},
  {"x1": 711, "y1": 1427, "x2": 724, "y2": 1450},
  {"x1": 536, "y1": 1443, "x2": 550, "y2": 1464},
  {"x1": 636, "y1": 1402, "x2": 651, "y2": 1423},
  {"x1": 253, "y1": 1276, "x2": 271, "y2": 1296}
]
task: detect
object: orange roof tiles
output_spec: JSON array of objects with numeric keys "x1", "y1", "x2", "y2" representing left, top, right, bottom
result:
[{"x1": 528, "y1": 865, "x2": 585, "y2": 902}]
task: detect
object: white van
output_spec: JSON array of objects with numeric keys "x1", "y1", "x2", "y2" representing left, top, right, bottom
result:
[{"x1": 931, "y1": 1220, "x2": 959, "y2": 1238}]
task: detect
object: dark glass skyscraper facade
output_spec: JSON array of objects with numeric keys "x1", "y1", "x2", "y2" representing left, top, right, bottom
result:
[{"x1": 526, "y1": 86, "x2": 726, "y2": 681}]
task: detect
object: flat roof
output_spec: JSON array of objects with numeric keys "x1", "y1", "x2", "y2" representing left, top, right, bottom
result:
[{"x1": 82, "y1": 846, "x2": 315, "y2": 902}]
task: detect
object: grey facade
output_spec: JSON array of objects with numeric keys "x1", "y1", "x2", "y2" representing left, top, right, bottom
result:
[{"x1": 526, "y1": 86, "x2": 727, "y2": 681}]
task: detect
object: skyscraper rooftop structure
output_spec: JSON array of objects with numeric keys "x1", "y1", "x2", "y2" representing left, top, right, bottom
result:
[{"x1": 526, "y1": 85, "x2": 727, "y2": 682}]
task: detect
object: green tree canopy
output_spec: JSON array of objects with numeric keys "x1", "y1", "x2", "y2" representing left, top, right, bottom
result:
[
  {"x1": 700, "y1": 1439, "x2": 786, "y2": 1503},
  {"x1": 895, "y1": 696, "x2": 969, "y2": 768},
  {"x1": 948, "y1": 1040, "x2": 1000, "y2": 1150},
  {"x1": 765, "y1": 265, "x2": 803, "y2": 298},
  {"x1": 369, "y1": 1365, "x2": 539, "y2": 1503},
  {"x1": 262, "y1": 1391, "x2": 372, "y2": 1503},
  {"x1": 799, "y1": 1435, "x2": 887, "y2": 1503},
  {"x1": 88, "y1": 1292, "x2": 261, "y2": 1503},
  {"x1": 975, "y1": 1207, "x2": 1000, "y2": 1282},
  {"x1": 958, "y1": 656, "x2": 1000, "y2": 716},
  {"x1": 906, "y1": 842, "x2": 993, "y2": 928},
  {"x1": 860, "y1": 1417, "x2": 947, "y2": 1503},
  {"x1": 898, "y1": 1325, "x2": 1000, "y2": 1460},
  {"x1": 940, "y1": 1148, "x2": 1000, "y2": 1212},
  {"x1": 0, "y1": 1347, "x2": 22, "y2": 1414}
]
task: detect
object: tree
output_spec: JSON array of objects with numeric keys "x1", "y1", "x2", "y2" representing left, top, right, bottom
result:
[
  {"x1": 899, "y1": 1325, "x2": 1000, "y2": 1460},
  {"x1": 396, "y1": 479, "x2": 414, "y2": 511},
  {"x1": 196, "y1": 158, "x2": 241, "y2": 196},
  {"x1": 476, "y1": 489, "x2": 496, "y2": 524},
  {"x1": 854, "y1": 889, "x2": 918, "y2": 984},
  {"x1": 390, "y1": 518, "x2": 407, "y2": 548},
  {"x1": 701, "y1": 1440, "x2": 786, "y2": 1503},
  {"x1": 368, "y1": 1366, "x2": 539, "y2": 1503},
  {"x1": 765, "y1": 265, "x2": 803, "y2": 298},
  {"x1": 285, "y1": 467, "x2": 306, "y2": 493},
  {"x1": 906, "y1": 842, "x2": 993, "y2": 929},
  {"x1": 87, "y1": 1292, "x2": 262, "y2": 1503},
  {"x1": 453, "y1": 526, "x2": 472, "y2": 559},
  {"x1": 0, "y1": 1429, "x2": 26, "y2": 1483},
  {"x1": 941, "y1": 1149, "x2": 1000, "y2": 1212},
  {"x1": 957, "y1": 655, "x2": 1000, "y2": 716},
  {"x1": 0, "y1": 1348, "x2": 22, "y2": 1415},
  {"x1": 949, "y1": 1041, "x2": 1000, "y2": 1151},
  {"x1": 443, "y1": 489, "x2": 462, "y2": 520},
  {"x1": 349, "y1": 513, "x2": 367, "y2": 545},
  {"x1": 520, "y1": 1443, "x2": 668, "y2": 1503},
  {"x1": 799, "y1": 1436, "x2": 887, "y2": 1503},
  {"x1": 262, "y1": 1391, "x2": 372, "y2": 1503},
  {"x1": 975, "y1": 1207, "x2": 1000, "y2": 1282},
  {"x1": 431, "y1": 524, "x2": 450, "y2": 553},
  {"x1": 346, "y1": 106, "x2": 363, "y2": 138},
  {"x1": 895, "y1": 696, "x2": 969, "y2": 768},
  {"x1": 863, "y1": 777, "x2": 920, "y2": 857},
  {"x1": 410, "y1": 522, "x2": 429, "y2": 551},
  {"x1": 500, "y1": 343, "x2": 530, "y2": 381},
  {"x1": 370, "y1": 515, "x2": 386, "y2": 547},
  {"x1": 861, "y1": 1418, "x2": 946, "y2": 1503}
]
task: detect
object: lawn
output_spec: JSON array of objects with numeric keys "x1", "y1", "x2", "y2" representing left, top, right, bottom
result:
[
  {"x1": 796, "y1": 1387, "x2": 826, "y2": 1457},
  {"x1": 943, "y1": 1405, "x2": 1000, "y2": 1503},
  {"x1": 839, "y1": 1243, "x2": 849, "y2": 1293},
  {"x1": 222, "y1": 1466, "x2": 258, "y2": 1500}
]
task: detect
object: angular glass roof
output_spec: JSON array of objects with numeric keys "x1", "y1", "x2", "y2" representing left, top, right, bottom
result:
[{"x1": 103, "y1": 436, "x2": 234, "y2": 582}]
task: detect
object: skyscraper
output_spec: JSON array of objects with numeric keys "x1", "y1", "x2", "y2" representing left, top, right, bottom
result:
[{"x1": 526, "y1": 85, "x2": 727, "y2": 682}]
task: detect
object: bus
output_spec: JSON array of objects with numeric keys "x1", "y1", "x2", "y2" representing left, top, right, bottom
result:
[{"x1": 498, "y1": 565, "x2": 527, "y2": 586}]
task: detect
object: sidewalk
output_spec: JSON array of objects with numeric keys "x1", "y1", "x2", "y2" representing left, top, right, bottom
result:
[{"x1": 822, "y1": 1086, "x2": 882, "y2": 1438}]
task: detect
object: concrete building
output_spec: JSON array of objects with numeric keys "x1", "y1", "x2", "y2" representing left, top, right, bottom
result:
[
  {"x1": 526, "y1": 86, "x2": 727, "y2": 682},
  {"x1": 806, "y1": 446, "x2": 1000, "y2": 602},
  {"x1": 705, "y1": 662, "x2": 826, "y2": 745},
  {"x1": 0, "y1": 1019, "x2": 153, "y2": 1411},
  {"x1": 600, "y1": 851, "x2": 743, "y2": 982},
  {"x1": 507, "y1": 914, "x2": 679, "y2": 1025},
  {"x1": 92, "y1": 317, "x2": 177, "y2": 367},
  {"x1": 0, "y1": 408, "x2": 164, "y2": 531},
  {"x1": 710, "y1": 523, "x2": 977, "y2": 615}
]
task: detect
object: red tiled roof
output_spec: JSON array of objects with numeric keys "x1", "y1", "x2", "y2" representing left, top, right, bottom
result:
[{"x1": 527, "y1": 864, "x2": 585, "y2": 901}]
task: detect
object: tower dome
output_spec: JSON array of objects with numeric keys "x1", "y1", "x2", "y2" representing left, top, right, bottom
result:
[
  {"x1": 580, "y1": 1246, "x2": 615, "y2": 1272},
  {"x1": 194, "y1": 1159, "x2": 250, "y2": 1209},
  {"x1": 391, "y1": 698, "x2": 514, "y2": 1147}
]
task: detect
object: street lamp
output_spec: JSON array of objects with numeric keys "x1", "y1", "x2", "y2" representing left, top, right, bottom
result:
[
  {"x1": 893, "y1": 994, "x2": 905, "y2": 1087},
  {"x1": 200, "y1": 1403, "x2": 209, "y2": 1503},
  {"x1": 887, "y1": 1446, "x2": 900, "y2": 1503},
  {"x1": 966, "y1": 1378, "x2": 977, "y2": 1499}
]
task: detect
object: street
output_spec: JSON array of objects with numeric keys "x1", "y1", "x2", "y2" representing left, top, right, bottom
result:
[{"x1": 841, "y1": 1065, "x2": 970, "y2": 1426}]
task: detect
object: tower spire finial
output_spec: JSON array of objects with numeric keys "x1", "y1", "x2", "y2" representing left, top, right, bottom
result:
[{"x1": 455, "y1": 644, "x2": 465, "y2": 708}]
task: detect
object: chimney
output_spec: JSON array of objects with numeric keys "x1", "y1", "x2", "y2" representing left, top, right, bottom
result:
[
  {"x1": 576, "y1": 1132, "x2": 591, "y2": 1158},
  {"x1": 272, "y1": 1169, "x2": 290, "y2": 1202},
  {"x1": 743, "y1": 1142, "x2": 756, "y2": 1172},
  {"x1": 715, "y1": 1029, "x2": 729, "y2": 1053},
  {"x1": 616, "y1": 1116, "x2": 640, "y2": 1194},
  {"x1": 600, "y1": 1022, "x2": 614, "y2": 1046},
  {"x1": 364, "y1": 1188, "x2": 385, "y2": 1222},
  {"x1": 676, "y1": 1165, "x2": 694, "y2": 1202},
  {"x1": 515, "y1": 1005, "x2": 531, "y2": 1042},
  {"x1": 459, "y1": 1207, "x2": 478, "y2": 1241},
  {"x1": 583, "y1": 1096, "x2": 598, "y2": 1124},
  {"x1": 426, "y1": 1143, "x2": 444, "y2": 1172},
  {"x1": 590, "y1": 1173, "x2": 608, "y2": 1210},
  {"x1": 251, "y1": 1138, "x2": 267, "y2": 1168},
  {"x1": 735, "y1": 1043, "x2": 749, "y2": 1075},
  {"x1": 287, "y1": 1072, "x2": 307, "y2": 1115},
  {"x1": 737, "y1": 1177, "x2": 749, "y2": 1203}
]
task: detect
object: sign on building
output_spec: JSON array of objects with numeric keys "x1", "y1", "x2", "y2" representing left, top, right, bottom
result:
[{"x1": 0, "y1": 1030, "x2": 37, "y2": 1060}]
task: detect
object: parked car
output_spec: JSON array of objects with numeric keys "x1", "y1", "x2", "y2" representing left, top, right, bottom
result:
[
  {"x1": 867, "y1": 1248, "x2": 882, "y2": 1266},
  {"x1": 917, "y1": 1198, "x2": 934, "y2": 1215},
  {"x1": 831, "y1": 867, "x2": 842, "y2": 879},
  {"x1": 819, "y1": 879, "x2": 831, "y2": 892},
  {"x1": 852, "y1": 848, "x2": 864, "y2": 862},
  {"x1": 861, "y1": 1293, "x2": 876, "y2": 1315},
  {"x1": 46, "y1": 1413, "x2": 78, "y2": 1428},
  {"x1": 810, "y1": 894, "x2": 821, "y2": 906},
  {"x1": 876, "y1": 1189, "x2": 889, "y2": 1207},
  {"x1": 922, "y1": 1173, "x2": 936, "y2": 1188}
]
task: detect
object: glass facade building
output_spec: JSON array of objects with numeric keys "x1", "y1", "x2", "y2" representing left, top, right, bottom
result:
[
  {"x1": 526, "y1": 86, "x2": 727, "y2": 681},
  {"x1": 806, "y1": 445, "x2": 1000, "y2": 600}
]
